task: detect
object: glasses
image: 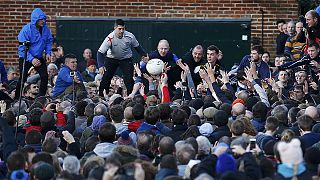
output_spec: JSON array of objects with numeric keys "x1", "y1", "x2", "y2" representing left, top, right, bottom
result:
[{"x1": 31, "y1": 86, "x2": 39, "y2": 89}]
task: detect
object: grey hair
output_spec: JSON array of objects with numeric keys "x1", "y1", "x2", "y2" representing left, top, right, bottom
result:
[
  {"x1": 47, "y1": 63, "x2": 58, "y2": 70},
  {"x1": 94, "y1": 103, "x2": 108, "y2": 116},
  {"x1": 271, "y1": 105, "x2": 288, "y2": 123},
  {"x1": 196, "y1": 136, "x2": 211, "y2": 155}
]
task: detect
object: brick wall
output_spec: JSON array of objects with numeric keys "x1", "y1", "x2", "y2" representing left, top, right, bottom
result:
[{"x1": 0, "y1": 0, "x2": 298, "y2": 67}]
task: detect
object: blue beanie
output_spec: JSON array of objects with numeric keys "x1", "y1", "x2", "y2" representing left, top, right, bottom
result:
[
  {"x1": 216, "y1": 153, "x2": 237, "y2": 175},
  {"x1": 90, "y1": 115, "x2": 106, "y2": 132},
  {"x1": 11, "y1": 170, "x2": 29, "y2": 180}
]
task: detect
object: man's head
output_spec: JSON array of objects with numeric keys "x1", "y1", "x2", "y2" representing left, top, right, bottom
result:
[
  {"x1": 274, "y1": 56, "x2": 284, "y2": 67},
  {"x1": 26, "y1": 130, "x2": 42, "y2": 145},
  {"x1": 232, "y1": 103, "x2": 245, "y2": 116},
  {"x1": 114, "y1": 19, "x2": 125, "y2": 38},
  {"x1": 26, "y1": 82, "x2": 39, "y2": 97},
  {"x1": 291, "y1": 85, "x2": 305, "y2": 102},
  {"x1": 171, "y1": 108, "x2": 187, "y2": 125},
  {"x1": 277, "y1": 20, "x2": 286, "y2": 32},
  {"x1": 278, "y1": 70, "x2": 289, "y2": 82},
  {"x1": 36, "y1": 19, "x2": 45, "y2": 28},
  {"x1": 157, "y1": 39, "x2": 170, "y2": 57},
  {"x1": 109, "y1": 104, "x2": 124, "y2": 123},
  {"x1": 98, "y1": 122, "x2": 116, "y2": 143},
  {"x1": 159, "y1": 136, "x2": 175, "y2": 155},
  {"x1": 297, "y1": 115, "x2": 314, "y2": 132},
  {"x1": 7, "y1": 67, "x2": 17, "y2": 81},
  {"x1": 250, "y1": 46, "x2": 264, "y2": 62},
  {"x1": 192, "y1": 45, "x2": 204, "y2": 62},
  {"x1": 305, "y1": 106, "x2": 319, "y2": 121},
  {"x1": 64, "y1": 54, "x2": 78, "y2": 71},
  {"x1": 307, "y1": 42, "x2": 320, "y2": 59},
  {"x1": 207, "y1": 45, "x2": 219, "y2": 65},
  {"x1": 295, "y1": 71, "x2": 307, "y2": 85},
  {"x1": 83, "y1": 48, "x2": 92, "y2": 61},
  {"x1": 86, "y1": 82, "x2": 98, "y2": 98},
  {"x1": 265, "y1": 116, "x2": 279, "y2": 132},
  {"x1": 7, "y1": 152, "x2": 26, "y2": 172},
  {"x1": 47, "y1": 63, "x2": 58, "y2": 77},
  {"x1": 305, "y1": 10, "x2": 318, "y2": 28},
  {"x1": 87, "y1": 59, "x2": 97, "y2": 73},
  {"x1": 144, "y1": 106, "x2": 160, "y2": 125},
  {"x1": 287, "y1": 21, "x2": 296, "y2": 36},
  {"x1": 262, "y1": 52, "x2": 270, "y2": 63},
  {"x1": 282, "y1": 23, "x2": 288, "y2": 34},
  {"x1": 296, "y1": 22, "x2": 304, "y2": 34}
]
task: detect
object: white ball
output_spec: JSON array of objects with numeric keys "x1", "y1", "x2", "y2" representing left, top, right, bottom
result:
[{"x1": 146, "y1": 59, "x2": 164, "y2": 75}]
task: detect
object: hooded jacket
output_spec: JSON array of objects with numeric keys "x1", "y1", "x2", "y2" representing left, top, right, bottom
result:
[
  {"x1": 53, "y1": 64, "x2": 83, "y2": 97},
  {"x1": 93, "y1": 142, "x2": 116, "y2": 158},
  {"x1": 18, "y1": 8, "x2": 53, "y2": 62}
]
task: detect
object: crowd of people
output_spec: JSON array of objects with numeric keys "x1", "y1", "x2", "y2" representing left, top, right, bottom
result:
[{"x1": 2, "y1": 6, "x2": 320, "y2": 180}]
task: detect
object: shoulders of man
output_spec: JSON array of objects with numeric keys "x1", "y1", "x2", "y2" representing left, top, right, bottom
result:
[{"x1": 123, "y1": 30, "x2": 135, "y2": 37}]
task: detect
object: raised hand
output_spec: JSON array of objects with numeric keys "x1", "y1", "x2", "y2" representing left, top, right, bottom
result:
[
  {"x1": 134, "y1": 63, "x2": 142, "y2": 77},
  {"x1": 219, "y1": 70, "x2": 229, "y2": 84},
  {"x1": 199, "y1": 69, "x2": 210, "y2": 83},
  {"x1": 161, "y1": 73, "x2": 168, "y2": 85},
  {"x1": 99, "y1": 67, "x2": 105, "y2": 75},
  {"x1": 163, "y1": 62, "x2": 171, "y2": 73},
  {"x1": 143, "y1": 73, "x2": 153, "y2": 82},
  {"x1": 142, "y1": 54, "x2": 149, "y2": 64},
  {"x1": 244, "y1": 67, "x2": 254, "y2": 82},
  {"x1": 181, "y1": 70, "x2": 187, "y2": 82}
]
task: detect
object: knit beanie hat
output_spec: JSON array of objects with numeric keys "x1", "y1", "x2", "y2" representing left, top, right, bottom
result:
[
  {"x1": 277, "y1": 138, "x2": 303, "y2": 165},
  {"x1": 117, "y1": 130, "x2": 134, "y2": 146},
  {"x1": 33, "y1": 163, "x2": 55, "y2": 180},
  {"x1": 256, "y1": 133, "x2": 274, "y2": 151},
  {"x1": 10, "y1": 170, "x2": 28, "y2": 180},
  {"x1": 232, "y1": 98, "x2": 245, "y2": 106},
  {"x1": 203, "y1": 107, "x2": 217, "y2": 119},
  {"x1": 63, "y1": 155, "x2": 80, "y2": 174},
  {"x1": 216, "y1": 153, "x2": 237, "y2": 175},
  {"x1": 90, "y1": 115, "x2": 106, "y2": 132},
  {"x1": 87, "y1": 59, "x2": 96, "y2": 67},
  {"x1": 199, "y1": 123, "x2": 213, "y2": 136}
]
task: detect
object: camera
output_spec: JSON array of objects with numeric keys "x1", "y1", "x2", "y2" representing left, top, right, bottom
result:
[{"x1": 69, "y1": 71, "x2": 76, "y2": 77}]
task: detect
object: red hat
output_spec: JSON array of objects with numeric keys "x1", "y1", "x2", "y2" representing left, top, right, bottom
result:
[
  {"x1": 87, "y1": 59, "x2": 97, "y2": 67},
  {"x1": 232, "y1": 98, "x2": 245, "y2": 106}
]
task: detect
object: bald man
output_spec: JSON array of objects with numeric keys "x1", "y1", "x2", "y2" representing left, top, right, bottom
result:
[
  {"x1": 231, "y1": 103, "x2": 246, "y2": 120},
  {"x1": 146, "y1": 39, "x2": 182, "y2": 96},
  {"x1": 305, "y1": 106, "x2": 320, "y2": 121}
]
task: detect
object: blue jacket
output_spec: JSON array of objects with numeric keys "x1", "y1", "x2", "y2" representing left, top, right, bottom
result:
[
  {"x1": 237, "y1": 55, "x2": 271, "y2": 79},
  {"x1": 18, "y1": 8, "x2": 53, "y2": 62},
  {"x1": 136, "y1": 122, "x2": 160, "y2": 134},
  {"x1": 251, "y1": 118, "x2": 266, "y2": 132},
  {"x1": 0, "y1": 61, "x2": 7, "y2": 83},
  {"x1": 53, "y1": 65, "x2": 83, "y2": 97}
]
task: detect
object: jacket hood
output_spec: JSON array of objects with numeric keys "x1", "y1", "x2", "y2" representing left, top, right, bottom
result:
[
  {"x1": 31, "y1": 8, "x2": 46, "y2": 25},
  {"x1": 93, "y1": 142, "x2": 116, "y2": 158}
]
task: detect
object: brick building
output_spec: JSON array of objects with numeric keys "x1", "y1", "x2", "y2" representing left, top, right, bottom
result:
[{"x1": 0, "y1": 0, "x2": 299, "y2": 67}]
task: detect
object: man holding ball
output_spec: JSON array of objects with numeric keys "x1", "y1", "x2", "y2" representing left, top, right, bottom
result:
[{"x1": 97, "y1": 19, "x2": 148, "y2": 97}]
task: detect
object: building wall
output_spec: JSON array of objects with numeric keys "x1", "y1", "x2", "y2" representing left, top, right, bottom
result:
[{"x1": 0, "y1": 0, "x2": 298, "y2": 67}]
